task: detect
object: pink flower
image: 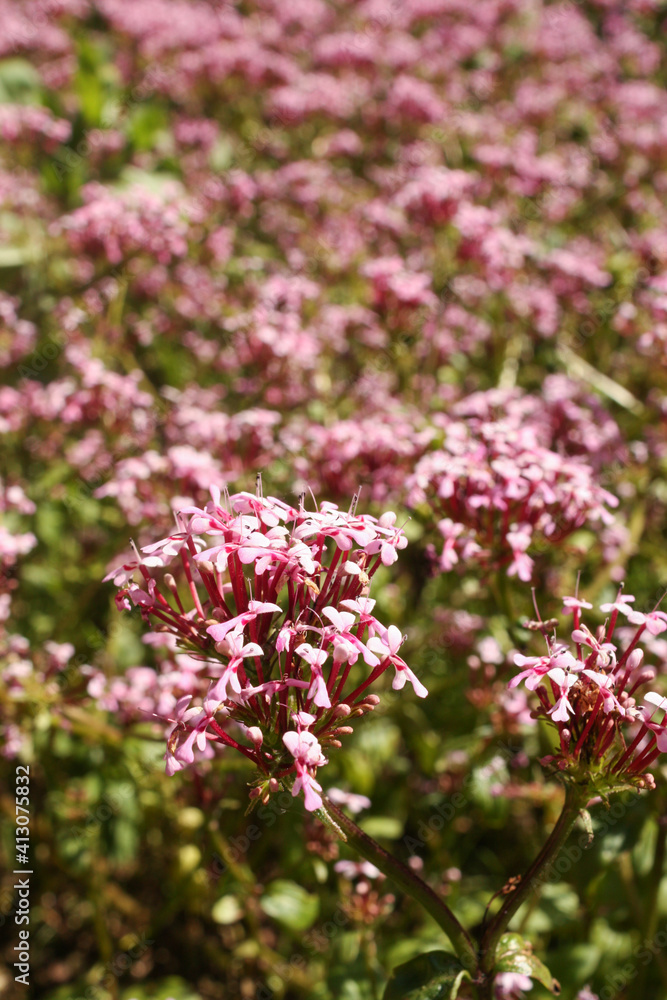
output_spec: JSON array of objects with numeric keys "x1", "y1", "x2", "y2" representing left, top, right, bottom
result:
[
  {"x1": 599, "y1": 594, "x2": 636, "y2": 615},
  {"x1": 494, "y1": 972, "x2": 533, "y2": 999},
  {"x1": 546, "y1": 666, "x2": 578, "y2": 722},
  {"x1": 627, "y1": 610, "x2": 667, "y2": 634},
  {"x1": 296, "y1": 642, "x2": 331, "y2": 708},
  {"x1": 283, "y1": 730, "x2": 328, "y2": 812},
  {"x1": 571, "y1": 625, "x2": 616, "y2": 667},
  {"x1": 322, "y1": 605, "x2": 380, "y2": 666},
  {"x1": 367, "y1": 626, "x2": 428, "y2": 698},
  {"x1": 562, "y1": 596, "x2": 593, "y2": 613},
  {"x1": 207, "y1": 601, "x2": 282, "y2": 643},
  {"x1": 207, "y1": 632, "x2": 263, "y2": 701}
]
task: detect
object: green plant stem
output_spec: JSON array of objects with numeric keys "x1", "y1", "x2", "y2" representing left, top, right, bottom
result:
[
  {"x1": 480, "y1": 782, "x2": 589, "y2": 975},
  {"x1": 318, "y1": 794, "x2": 479, "y2": 974}
]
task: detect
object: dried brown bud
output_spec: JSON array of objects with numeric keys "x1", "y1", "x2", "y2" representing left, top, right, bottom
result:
[{"x1": 523, "y1": 618, "x2": 559, "y2": 632}]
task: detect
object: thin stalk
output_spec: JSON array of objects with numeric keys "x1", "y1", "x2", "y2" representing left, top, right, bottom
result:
[
  {"x1": 318, "y1": 794, "x2": 479, "y2": 974},
  {"x1": 480, "y1": 782, "x2": 589, "y2": 974}
]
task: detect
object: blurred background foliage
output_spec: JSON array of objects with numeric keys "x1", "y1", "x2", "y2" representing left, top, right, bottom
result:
[{"x1": 2, "y1": 1, "x2": 667, "y2": 999}]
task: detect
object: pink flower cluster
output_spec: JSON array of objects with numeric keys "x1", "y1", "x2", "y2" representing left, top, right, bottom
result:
[
  {"x1": 106, "y1": 487, "x2": 424, "y2": 811},
  {"x1": 0, "y1": 103, "x2": 71, "y2": 150},
  {"x1": 0, "y1": 480, "x2": 36, "y2": 627},
  {"x1": 52, "y1": 181, "x2": 200, "y2": 266},
  {"x1": 509, "y1": 590, "x2": 667, "y2": 786},
  {"x1": 407, "y1": 389, "x2": 619, "y2": 581}
]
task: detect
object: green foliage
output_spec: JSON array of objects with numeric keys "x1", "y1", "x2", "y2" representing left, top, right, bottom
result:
[
  {"x1": 383, "y1": 951, "x2": 471, "y2": 1000},
  {"x1": 495, "y1": 934, "x2": 560, "y2": 994},
  {"x1": 260, "y1": 880, "x2": 320, "y2": 932}
]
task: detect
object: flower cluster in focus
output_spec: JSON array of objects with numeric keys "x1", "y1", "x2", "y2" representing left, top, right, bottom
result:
[{"x1": 105, "y1": 486, "x2": 425, "y2": 811}]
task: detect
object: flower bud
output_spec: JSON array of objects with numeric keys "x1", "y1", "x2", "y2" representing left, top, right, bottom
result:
[
  {"x1": 269, "y1": 778, "x2": 279, "y2": 793},
  {"x1": 333, "y1": 703, "x2": 352, "y2": 718},
  {"x1": 247, "y1": 727, "x2": 263, "y2": 747},
  {"x1": 626, "y1": 649, "x2": 644, "y2": 671},
  {"x1": 249, "y1": 786, "x2": 262, "y2": 800}
]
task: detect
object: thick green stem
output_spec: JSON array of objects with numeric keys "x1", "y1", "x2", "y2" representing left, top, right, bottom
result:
[
  {"x1": 319, "y1": 794, "x2": 479, "y2": 974},
  {"x1": 480, "y1": 782, "x2": 589, "y2": 974}
]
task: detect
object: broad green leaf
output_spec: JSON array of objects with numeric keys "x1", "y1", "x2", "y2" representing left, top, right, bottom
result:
[
  {"x1": 383, "y1": 950, "x2": 472, "y2": 1000},
  {"x1": 260, "y1": 879, "x2": 319, "y2": 931},
  {"x1": 495, "y1": 934, "x2": 560, "y2": 994}
]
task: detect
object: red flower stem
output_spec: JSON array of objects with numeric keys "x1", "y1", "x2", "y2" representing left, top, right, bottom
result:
[
  {"x1": 208, "y1": 718, "x2": 266, "y2": 769},
  {"x1": 327, "y1": 659, "x2": 340, "y2": 697},
  {"x1": 267, "y1": 561, "x2": 287, "y2": 604},
  {"x1": 248, "y1": 619, "x2": 264, "y2": 685},
  {"x1": 186, "y1": 537, "x2": 226, "y2": 611},
  {"x1": 180, "y1": 550, "x2": 205, "y2": 619},
  {"x1": 345, "y1": 661, "x2": 388, "y2": 705},
  {"x1": 626, "y1": 738, "x2": 658, "y2": 774},
  {"x1": 613, "y1": 725, "x2": 649, "y2": 773},
  {"x1": 228, "y1": 551, "x2": 248, "y2": 612},
  {"x1": 615, "y1": 626, "x2": 646, "y2": 676},
  {"x1": 314, "y1": 546, "x2": 343, "y2": 611},
  {"x1": 572, "y1": 691, "x2": 603, "y2": 758},
  {"x1": 148, "y1": 606, "x2": 202, "y2": 643},
  {"x1": 605, "y1": 608, "x2": 619, "y2": 644},
  {"x1": 331, "y1": 660, "x2": 354, "y2": 704},
  {"x1": 592, "y1": 715, "x2": 616, "y2": 758}
]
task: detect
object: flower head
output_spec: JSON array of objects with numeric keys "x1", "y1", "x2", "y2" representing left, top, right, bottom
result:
[
  {"x1": 106, "y1": 487, "x2": 423, "y2": 810},
  {"x1": 508, "y1": 588, "x2": 667, "y2": 787}
]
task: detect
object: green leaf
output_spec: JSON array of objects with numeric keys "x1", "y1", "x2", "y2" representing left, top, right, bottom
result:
[
  {"x1": 360, "y1": 816, "x2": 404, "y2": 839},
  {"x1": 260, "y1": 879, "x2": 319, "y2": 932},
  {"x1": 211, "y1": 894, "x2": 243, "y2": 925},
  {"x1": 0, "y1": 246, "x2": 42, "y2": 267},
  {"x1": 383, "y1": 951, "x2": 472, "y2": 1000},
  {"x1": 0, "y1": 58, "x2": 42, "y2": 102},
  {"x1": 495, "y1": 934, "x2": 560, "y2": 994}
]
